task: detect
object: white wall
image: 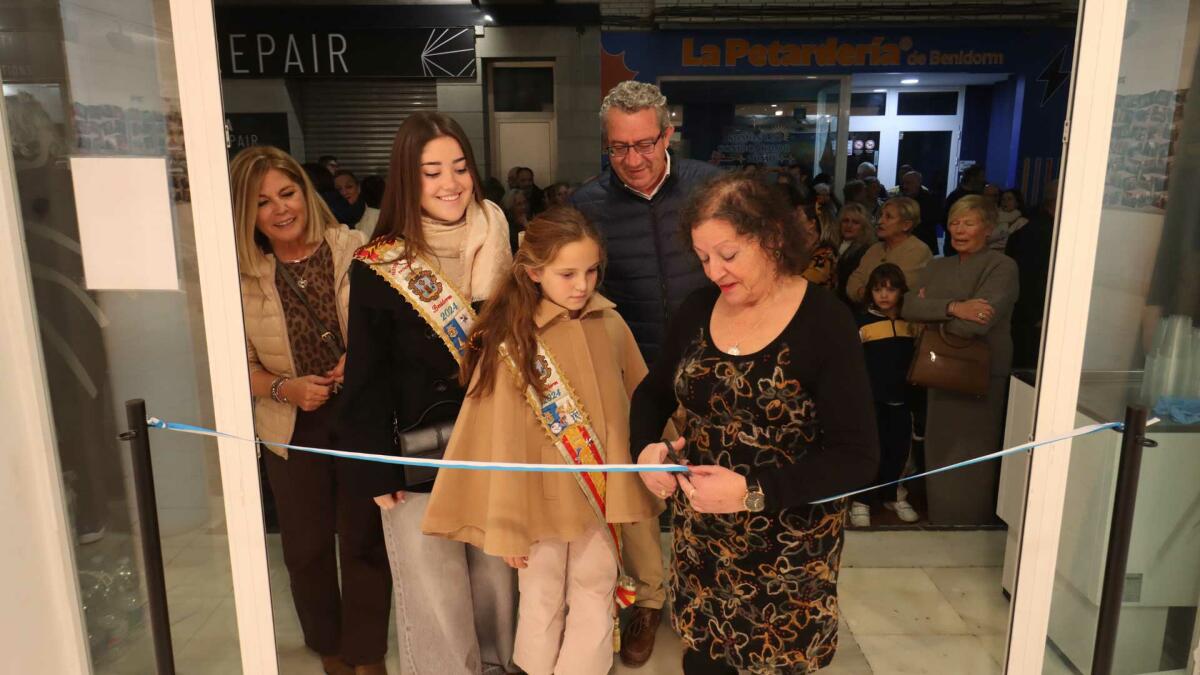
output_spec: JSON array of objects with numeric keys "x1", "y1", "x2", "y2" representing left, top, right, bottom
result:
[{"x1": 219, "y1": 79, "x2": 306, "y2": 159}]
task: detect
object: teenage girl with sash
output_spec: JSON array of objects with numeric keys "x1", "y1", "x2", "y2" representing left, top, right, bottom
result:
[
  {"x1": 421, "y1": 207, "x2": 663, "y2": 675},
  {"x1": 337, "y1": 112, "x2": 517, "y2": 675}
]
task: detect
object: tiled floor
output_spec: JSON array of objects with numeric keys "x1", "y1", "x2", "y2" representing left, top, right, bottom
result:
[{"x1": 95, "y1": 528, "x2": 1084, "y2": 674}]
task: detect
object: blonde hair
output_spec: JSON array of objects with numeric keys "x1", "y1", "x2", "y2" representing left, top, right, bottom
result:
[
  {"x1": 832, "y1": 202, "x2": 876, "y2": 248},
  {"x1": 947, "y1": 194, "x2": 998, "y2": 230},
  {"x1": 229, "y1": 146, "x2": 337, "y2": 271},
  {"x1": 884, "y1": 196, "x2": 921, "y2": 233}
]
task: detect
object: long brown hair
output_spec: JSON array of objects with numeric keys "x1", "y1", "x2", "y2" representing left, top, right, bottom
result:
[
  {"x1": 229, "y1": 145, "x2": 337, "y2": 272},
  {"x1": 461, "y1": 207, "x2": 607, "y2": 397},
  {"x1": 373, "y1": 111, "x2": 484, "y2": 255}
]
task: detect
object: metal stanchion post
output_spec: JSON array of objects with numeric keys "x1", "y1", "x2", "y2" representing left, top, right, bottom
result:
[
  {"x1": 120, "y1": 399, "x2": 176, "y2": 675},
  {"x1": 1090, "y1": 405, "x2": 1152, "y2": 675}
]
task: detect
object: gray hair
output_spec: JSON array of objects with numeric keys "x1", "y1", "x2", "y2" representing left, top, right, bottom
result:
[{"x1": 599, "y1": 80, "x2": 669, "y2": 133}]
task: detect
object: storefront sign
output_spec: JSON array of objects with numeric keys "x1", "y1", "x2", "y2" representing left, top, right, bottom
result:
[
  {"x1": 604, "y1": 29, "x2": 1064, "y2": 81},
  {"x1": 226, "y1": 113, "x2": 290, "y2": 158},
  {"x1": 217, "y1": 17, "x2": 475, "y2": 79},
  {"x1": 680, "y1": 37, "x2": 1007, "y2": 69}
]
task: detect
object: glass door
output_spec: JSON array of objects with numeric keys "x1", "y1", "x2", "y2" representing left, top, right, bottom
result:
[
  {"x1": 1004, "y1": 0, "x2": 1200, "y2": 671},
  {"x1": 1037, "y1": 0, "x2": 1200, "y2": 671},
  {"x1": 658, "y1": 76, "x2": 850, "y2": 190},
  {"x1": 0, "y1": 0, "x2": 275, "y2": 671}
]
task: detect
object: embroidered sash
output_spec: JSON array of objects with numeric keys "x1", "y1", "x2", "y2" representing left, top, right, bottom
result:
[
  {"x1": 355, "y1": 239, "x2": 476, "y2": 363},
  {"x1": 500, "y1": 339, "x2": 639, "y2": 614}
]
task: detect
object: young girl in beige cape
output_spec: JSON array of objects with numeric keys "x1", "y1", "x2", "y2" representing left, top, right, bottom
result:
[{"x1": 422, "y1": 207, "x2": 662, "y2": 675}]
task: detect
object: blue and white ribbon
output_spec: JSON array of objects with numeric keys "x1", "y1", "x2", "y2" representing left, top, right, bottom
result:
[
  {"x1": 147, "y1": 416, "x2": 1154, "y2": 504},
  {"x1": 147, "y1": 418, "x2": 685, "y2": 474}
]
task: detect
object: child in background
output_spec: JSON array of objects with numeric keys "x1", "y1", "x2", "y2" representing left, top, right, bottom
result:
[
  {"x1": 851, "y1": 263, "x2": 920, "y2": 527},
  {"x1": 421, "y1": 207, "x2": 661, "y2": 675}
]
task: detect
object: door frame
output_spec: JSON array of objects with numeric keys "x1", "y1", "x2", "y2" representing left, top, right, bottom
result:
[
  {"x1": 1003, "y1": 0, "x2": 1131, "y2": 671},
  {"x1": 487, "y1": 60, "x2": 558, "y2": 184},
  {"x1": 848, "y1": 85, "x2": 964, "y2": 194},
  {"x1": 56, "y1": 0, "x2": 1138, "y2": 671},
  {"x1": 167, "y1": 0, "x2": 279, "y2": 672}
]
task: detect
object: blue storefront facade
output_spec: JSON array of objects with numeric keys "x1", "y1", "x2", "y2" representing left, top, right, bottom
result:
[{"x1": 602, "y1": 28, "x2": 1075, "y2": 205}]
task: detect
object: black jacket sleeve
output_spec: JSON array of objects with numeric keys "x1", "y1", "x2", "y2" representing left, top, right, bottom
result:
[
  {"x1": 750, "y1": 292, "x2": 880, "y2": 509},
  {"x1": 629, "y1": 288, "x2": 715, "y2": 456},
  {"x1": 336, "y1": 262, "x2": 403, "y2": 498}
]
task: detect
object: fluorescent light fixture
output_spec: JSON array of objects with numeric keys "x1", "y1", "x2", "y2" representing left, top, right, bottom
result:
[
  {"x1": 901, "y1": 78, "x2": 920, "y2": 85},
  {"x1": 774, "y1": 110, "x2": 784, "y2": 116},
  {"x1": 873, "y1": 88, "x2": 887, "y2": 93}
]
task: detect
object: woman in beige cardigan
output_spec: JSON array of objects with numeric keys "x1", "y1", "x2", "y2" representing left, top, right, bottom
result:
[
  {"x1": 844, "y1": 196, "x2": 933, "y2": 305},
  {"x1": 232, "y1": 146, "x2": 389, "y2": 675}
]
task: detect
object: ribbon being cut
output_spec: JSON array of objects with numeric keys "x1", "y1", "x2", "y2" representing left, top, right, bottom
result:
[{"x1": 146, "y1": 416, "x2": 1150, "y2": 505}]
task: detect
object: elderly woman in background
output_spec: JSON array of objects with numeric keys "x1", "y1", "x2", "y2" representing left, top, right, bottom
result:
[
  {"x1": 844, "y1": 196, "x2": 933, "y2": 304},
  {"x1": 633, "y1": 173, "x2": 878, "y2": 674},
  {"x1": 833, "y1": 201, "x2": 875, "y2": 304},
  {"x1": 334, "y1": 170, "x2": 381, "y2": 235},
  {"x1": 902, "y1": 195, "x2": 1019, "y2": 526},
  {"x1": 231, "y1": 146, "x2": 389, "y2": 675}
]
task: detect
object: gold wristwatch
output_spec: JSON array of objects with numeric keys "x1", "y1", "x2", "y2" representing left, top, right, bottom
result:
[{"x1": 744, "y1": 481, "x2": 765, "y2": 512}]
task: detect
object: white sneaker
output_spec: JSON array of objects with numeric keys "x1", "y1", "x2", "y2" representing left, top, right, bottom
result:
[
  {"x1": 849, "y1": 502, "x2": 871, "y2": 527},
  {"x1": 884, "y1": 500, "x2": 920, "y2": 523}
]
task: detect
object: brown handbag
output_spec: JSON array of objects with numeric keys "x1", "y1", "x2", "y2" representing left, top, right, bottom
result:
[{"x1": 907, "y1": 323, "x2": 991, "y2": 396}]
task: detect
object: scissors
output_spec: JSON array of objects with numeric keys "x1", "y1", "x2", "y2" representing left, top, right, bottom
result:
[{"x1": 663, "y1": 441, "x2": 692, "y2": 477}]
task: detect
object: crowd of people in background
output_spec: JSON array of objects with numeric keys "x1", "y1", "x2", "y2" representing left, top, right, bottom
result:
[{"x1": 231, "y1": 78, "x2": 1058, "y2": 675}]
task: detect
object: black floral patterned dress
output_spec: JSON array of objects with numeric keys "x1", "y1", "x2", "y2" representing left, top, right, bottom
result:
[{"x1": 630, "y1": 285, "x2": 879, "y2": 674}]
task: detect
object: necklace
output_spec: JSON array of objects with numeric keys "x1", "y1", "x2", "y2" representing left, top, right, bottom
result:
[
  {"x1": 725, "y1": 281, "x2": 786, "y2": 356},
  {"x1": 280, "y1": 243, "x2": 320, "y2": 289},
  {"x1": 727, "y1": 310, "x2": 769, "y2": 356}
]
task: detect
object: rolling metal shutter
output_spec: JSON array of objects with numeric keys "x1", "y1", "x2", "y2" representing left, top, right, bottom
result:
[{"x1": 296, "y1": 79, "x2": 438, "y2": 176}]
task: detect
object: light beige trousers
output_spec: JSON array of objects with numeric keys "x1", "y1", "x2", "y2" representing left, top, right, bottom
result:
[{"x1": 513, "y1": 525, "x2": 617, "y2": 675}]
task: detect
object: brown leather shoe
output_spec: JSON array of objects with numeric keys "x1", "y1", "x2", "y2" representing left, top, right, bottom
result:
[
  {"x1": 619, "y1": 606, "x2": 661, "y2": 668},
  {"x1": 320, "y1": 655, "x2": 354, "y2": 675},
  {"x1": 353, "y1": 663, "x2": 389, "y2": 675}
]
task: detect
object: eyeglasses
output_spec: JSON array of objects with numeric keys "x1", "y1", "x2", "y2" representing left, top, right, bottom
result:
[{"x1": 604, "y1": 131, "x2": 664, "y2": 158}]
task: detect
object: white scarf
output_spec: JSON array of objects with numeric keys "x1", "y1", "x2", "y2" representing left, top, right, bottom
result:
[{"x1": 422, "y1": 199, "x2": 512, "y2": 302}]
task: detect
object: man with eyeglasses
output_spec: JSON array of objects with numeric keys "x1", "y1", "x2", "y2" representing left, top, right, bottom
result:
[{"x1": 570, "y1": 79, "x2": 718, "y2": 669}]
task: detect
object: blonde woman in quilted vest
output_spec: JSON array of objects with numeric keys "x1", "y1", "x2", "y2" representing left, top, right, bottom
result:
[{"x1": 231, "y1": 146, "x2": 389, "y2": 675}]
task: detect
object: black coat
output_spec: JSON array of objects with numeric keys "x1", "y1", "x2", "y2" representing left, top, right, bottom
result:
[
  {"x1": 570, "y1": 155, "x2": 720, "y2": 364},
  {"x1": 910, "y1": 188, "x2": 943, "y2": 254},
  {"x1": 337, "y1": 255, "x2": 471, "y2": 497}
]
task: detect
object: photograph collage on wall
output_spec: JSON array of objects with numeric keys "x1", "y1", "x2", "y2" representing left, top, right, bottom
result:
[
  {"x1": 72, "y1": 100, "x2": 190, "y2": 203},
  {"x1": 1104, "y1": 88, "x2": 1187, "y2": 211}
]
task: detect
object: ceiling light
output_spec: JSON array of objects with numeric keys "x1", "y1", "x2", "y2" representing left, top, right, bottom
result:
[
  {"x1": 770, "y1": 103, "x2": 778, "y2": 108},
  {"x1": 901, "y1": 78, "x2": 920, "y2": 85},
  {"x1": 873, "y1": 88, "x2": 887, "y2": 93},
  {"x1": 775, "y1": 110, "x2": 784, "y2": 117},
  {"x1": 483, "y1": 13, "x2": 495, "y2": 22}
]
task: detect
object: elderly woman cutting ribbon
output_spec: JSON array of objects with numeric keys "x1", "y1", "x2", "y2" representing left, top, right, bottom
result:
[{"x1": 631, "y1": 173, "x2": 879, "y2": 674}]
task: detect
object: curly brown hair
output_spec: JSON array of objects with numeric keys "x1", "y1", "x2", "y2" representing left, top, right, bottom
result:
[{"x1": 680, "y1": 172, "x2": 811, "y2": 275}]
